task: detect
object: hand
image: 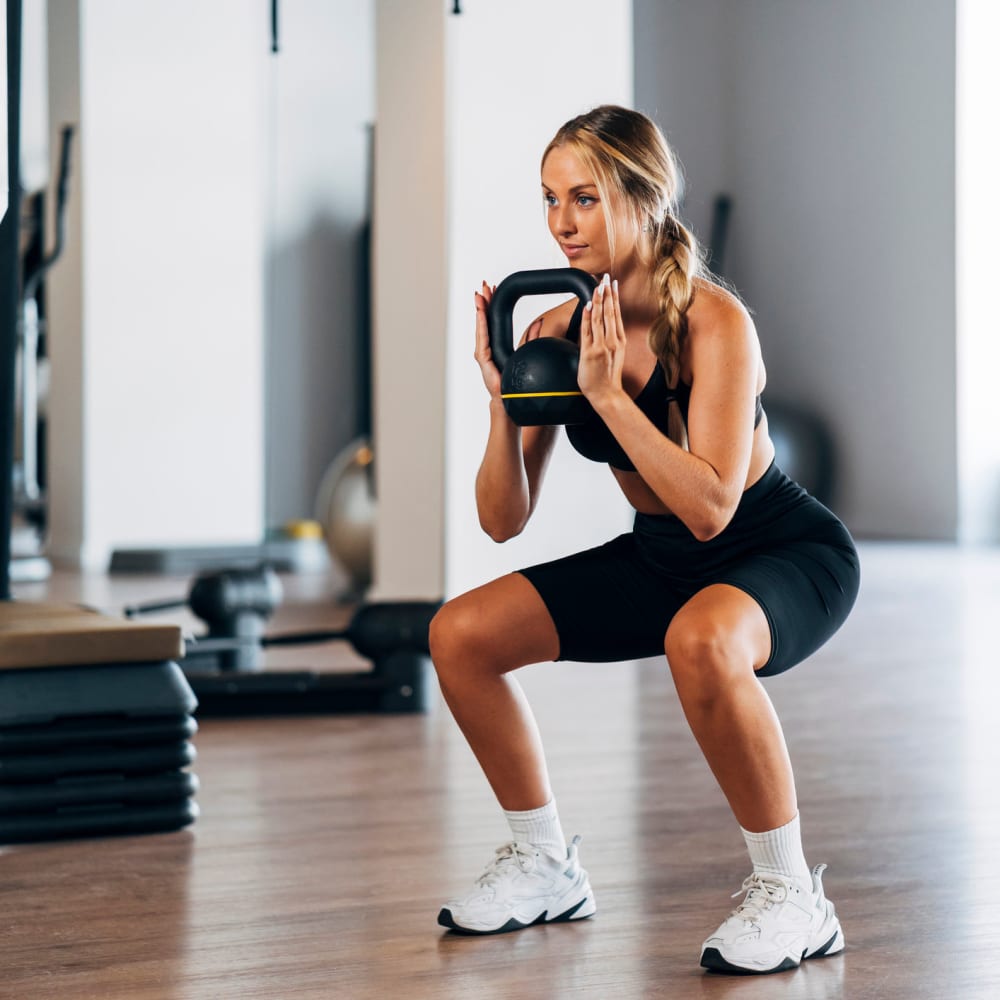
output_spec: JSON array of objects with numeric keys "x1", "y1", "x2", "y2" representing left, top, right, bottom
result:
[
  {"x1": 474, "y1": 280, "x2": 544, "y2": 400},
  {"x1": 577, "y1": 274, "x2": 626, "y2": 406}
]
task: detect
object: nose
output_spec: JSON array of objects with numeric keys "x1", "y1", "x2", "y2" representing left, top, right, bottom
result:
[{"x1": 553, "y1": 202, "x2": 576, "y2": 236}]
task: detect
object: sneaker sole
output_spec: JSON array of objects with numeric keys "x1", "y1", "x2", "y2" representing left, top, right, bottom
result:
[
  {"x1": 701, "y1": 925, "x2": 845, "y2": 976},
  {"x1": 438, "y1": 895, "x2": 595, "y2": 936}
]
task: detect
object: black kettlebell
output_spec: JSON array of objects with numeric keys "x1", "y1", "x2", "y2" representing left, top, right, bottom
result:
[{"x1": 487, "y1": 268, "x2": 599, "y2": 426}]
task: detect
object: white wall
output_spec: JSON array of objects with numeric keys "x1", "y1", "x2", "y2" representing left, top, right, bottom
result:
[
  {"x1": 21, "y1": 0, "x2": 48, "y2": 194},
  {"x1": 46, "y1": 0, "x2": 268, "y2": 569},
  {"x1": 634, "y1": 0, "x2": 958, "y2": 540},
  {"x1": 957, "y1": 0, "x2": 1000, "y2": 544}
]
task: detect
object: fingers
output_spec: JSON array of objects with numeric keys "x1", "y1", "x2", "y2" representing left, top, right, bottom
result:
[
  {"x1": 605, "y1": 277, "x2": 624, "y2": 347},
  {"x1": 474, "y1": 287, "x2": 487, "y2": 330},
  {"x1": 473, "y1": 283, "x2": 502, "y2": 396},
  {"x1": 474, "y1": 284, "x2": 493, "y2": 364},
  {"x1": 474, "y1": 281, "x2": 493, "y2": 309},
  {"x1": 584, "y1": 273, "x2": 612, "y2": 346}
]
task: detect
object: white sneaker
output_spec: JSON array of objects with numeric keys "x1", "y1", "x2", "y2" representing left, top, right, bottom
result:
[
  {"x1": 437, "y1": 835, "x2": 596, "y2": 935},
  {"x1": 700, "y1": 863, "x2": 845, "y2": 974}
]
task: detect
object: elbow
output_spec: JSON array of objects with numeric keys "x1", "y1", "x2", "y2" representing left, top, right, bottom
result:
[
  {"x1": 689, "y1": 521, "x2": 724, "y2": 544},
  {"x1": 479, "y1": 516, "x2": 526, "y2": 544},
  {"x1": 687, "y1": 503, "x2": 738, "y2": 543}
]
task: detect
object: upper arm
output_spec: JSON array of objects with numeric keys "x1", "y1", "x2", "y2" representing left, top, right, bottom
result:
[{"x1": 684, "y1": 300, "x2": 761, "y2": 497}]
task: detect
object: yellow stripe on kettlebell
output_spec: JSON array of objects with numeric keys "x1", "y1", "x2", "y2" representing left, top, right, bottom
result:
[{"x1": 501, "y1": 391, "x2": 584, "y2": 399}]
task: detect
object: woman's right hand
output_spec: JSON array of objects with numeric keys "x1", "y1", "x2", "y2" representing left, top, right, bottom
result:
[
  {"x1": 474, "y1": 280, "x2": 543, "y2": 400},
  {"x1": 474, "y1": 281, "x2": 503, "y2": 398}
]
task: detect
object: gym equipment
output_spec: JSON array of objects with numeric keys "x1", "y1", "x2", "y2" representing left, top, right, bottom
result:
[
  {"x1": 109, "y1": 533, "x2": 328, "y2": 576},
  {"x1": 708, "y1": 194, "x2": 732, "y2": 276},
  {"x1": 765, "y1": 399, "x2": 835, "y2": 506},
  {"x1": 11, "y1": 125, "x2": 75, "y2": 585},
  {"x1": 1, "y1": 0, "x2": 24, "y2": 600},
  {"x1": 126, "y1": 564, "x2": 284, "y2": 672},
  {"x1": 126, "y1": 566, "x2": 440, "y2": 716},
  {"x1": 0, "y1": 601, "x2": 198, "y2": 844},
  {"x1": 487, "y1": 268, "x2": 598, "y2": 426},
  {"x1": 315, "y1": 437, "x2": 375, "y2": 598}
]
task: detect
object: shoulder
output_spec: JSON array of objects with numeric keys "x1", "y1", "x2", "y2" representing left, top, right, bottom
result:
[
  {"x1": 689, "y1": 278, "x2": 753, "y2": 330},
  {"x1": 681, "y1": 280, "x2": 763, "y2": 383},
  {"x1": 687, "y1": 279, "x2": 757, "y2": 351},
  {"x1": 526, "y1": 297, "x2": 580, "y2": 339}
]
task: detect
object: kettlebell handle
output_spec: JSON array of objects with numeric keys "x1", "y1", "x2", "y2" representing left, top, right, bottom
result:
[{"x1": 487, "y1": 268, "x2": 598, "y2": 371}]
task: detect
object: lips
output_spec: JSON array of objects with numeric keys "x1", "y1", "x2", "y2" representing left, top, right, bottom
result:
[{"x1": 561, "y1": 243, "x2": 588, "y2": 258}]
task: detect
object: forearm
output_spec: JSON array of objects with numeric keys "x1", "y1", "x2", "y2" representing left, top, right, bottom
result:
[
  {"x1": 475, "y1": 399, "x2": 532, "y2": 541},
  {"x1": 594, "y1": 391, "x2": 742, "y2": 541}
]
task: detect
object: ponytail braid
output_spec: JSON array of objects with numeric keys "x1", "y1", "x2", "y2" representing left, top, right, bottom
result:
[{"x1": 647, "y1": 216, "x2": 702, "y2": 447}]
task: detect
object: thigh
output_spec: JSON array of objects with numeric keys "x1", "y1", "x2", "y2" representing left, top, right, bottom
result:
[
  {"x1": 431, "y1": 572, "x2": 561, "y2": 672},
  {"x1": 518, "y1": 533, "x2": 688, "y2": 662},
  {"x1": 716, "y1": 539, "x2": 860, "y2": 676}
]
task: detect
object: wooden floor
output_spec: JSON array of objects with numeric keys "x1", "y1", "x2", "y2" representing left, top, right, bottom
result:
[{"x1": 3, "y1": 542, "x2": 999, "y2": 1000}]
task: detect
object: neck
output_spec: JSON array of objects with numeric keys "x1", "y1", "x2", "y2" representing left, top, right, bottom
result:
[{"x1": 610, "y1": 265, "x2": 659, "y2": 328}]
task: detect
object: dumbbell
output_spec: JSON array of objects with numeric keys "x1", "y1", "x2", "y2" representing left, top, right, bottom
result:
[
  {"x1": 261, "y1": 601, "x2": 439, "y2": 660},
  {"x1": 126, "y1": 566, "x2": 438, "y2": 672}
]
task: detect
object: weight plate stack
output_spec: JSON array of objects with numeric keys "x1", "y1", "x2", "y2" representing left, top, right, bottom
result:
[{"x1": 0, "y1": 661, "x2": 200, "y2": 844}]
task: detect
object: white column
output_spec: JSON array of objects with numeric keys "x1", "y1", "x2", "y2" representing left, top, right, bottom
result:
[
  {"x1": 371, "y1": 0, "x2": 634, "y2": 602},
  {"x1": 370, "y1": 0, "x2": 449, "y2": 600}
]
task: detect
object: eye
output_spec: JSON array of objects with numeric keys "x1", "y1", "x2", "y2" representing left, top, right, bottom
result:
[
  {"x1": 577, "y1": 195, "x2": 597, "y2": 207},
  {"x1": 543, "y1": 193, "x2": 557, "y2": 207}
]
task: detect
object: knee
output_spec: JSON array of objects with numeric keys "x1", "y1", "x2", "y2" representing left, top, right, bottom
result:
[
  {"x1": 428, "y1": 599, "x2": 485, "y2": 681},
  {"x1": 664, "y1": 615, "x2": 751, "y2": 703}
]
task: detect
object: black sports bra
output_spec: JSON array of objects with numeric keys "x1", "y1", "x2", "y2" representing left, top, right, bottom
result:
[{"x1": 561, "y1": 301, "x2": 764, "y2": 472}]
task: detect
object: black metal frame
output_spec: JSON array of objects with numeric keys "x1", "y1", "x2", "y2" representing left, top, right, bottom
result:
[{"x1": 1, "y1": 0, "x2": 23, "y2": 600}]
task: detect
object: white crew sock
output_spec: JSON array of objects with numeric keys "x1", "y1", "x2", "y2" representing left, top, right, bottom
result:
[
  {"x1": 503, "y1": 799, "x2": 566, "y2": 861},
  {"x1": 741, "y1": 812, "x2": 812, "y2": 885}
]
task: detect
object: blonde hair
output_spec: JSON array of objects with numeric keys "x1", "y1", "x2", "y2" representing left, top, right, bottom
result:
[{"x1": 543, "y1": 106, "x2": 710, "y2": 400}]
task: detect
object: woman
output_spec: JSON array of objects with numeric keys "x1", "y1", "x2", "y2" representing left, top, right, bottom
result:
[{"x1": 429, "y1": 105, "x2": 859, "y2": 976}]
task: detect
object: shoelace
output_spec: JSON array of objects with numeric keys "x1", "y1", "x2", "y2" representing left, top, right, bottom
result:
[
  {"x1": 475, "y1": 842, "x2": 537, "y2": 888},
  {"x1": 730, "y1": 873, "x2": 790, "y2": 925}
]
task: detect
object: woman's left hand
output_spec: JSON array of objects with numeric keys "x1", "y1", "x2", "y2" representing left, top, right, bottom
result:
[{"x1": 577, "y1": 274, "x2": 627, "y2": 407}]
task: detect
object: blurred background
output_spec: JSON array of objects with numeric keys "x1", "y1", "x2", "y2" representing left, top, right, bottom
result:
[{"x1": 3, "y1": 0, "x2": 996, "y2": 604}]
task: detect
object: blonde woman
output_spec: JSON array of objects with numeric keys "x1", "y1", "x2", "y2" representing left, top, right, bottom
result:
[{"x1": 430, "y1": 105, "x2": 859, "y2": 976}]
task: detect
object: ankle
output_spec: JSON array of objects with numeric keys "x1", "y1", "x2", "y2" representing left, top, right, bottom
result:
[
  {"x1": 504, "y1": 799, "x2": 566, "y2": 860},
  {"x1": 740, "y1": 812, "x2": 812, "y2": 885}
]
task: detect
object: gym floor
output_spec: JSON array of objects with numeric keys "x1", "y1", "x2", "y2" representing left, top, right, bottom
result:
[{"x1": 3, "y1": 542, "x2": 998, "y2": 1000}]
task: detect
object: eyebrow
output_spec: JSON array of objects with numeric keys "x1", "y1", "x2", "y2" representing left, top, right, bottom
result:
[{"x1": 541, "y1": 183, "x2": 599, "y2": 194}]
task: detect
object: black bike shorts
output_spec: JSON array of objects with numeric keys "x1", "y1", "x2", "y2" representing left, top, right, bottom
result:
[{"x1": 517, "y1": 461, "x2": 860, "y2": 676}]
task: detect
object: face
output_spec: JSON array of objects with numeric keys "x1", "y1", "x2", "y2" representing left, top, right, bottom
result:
[{"x1": 541, "y1": 145, "x2": 640, "y2": 276}]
